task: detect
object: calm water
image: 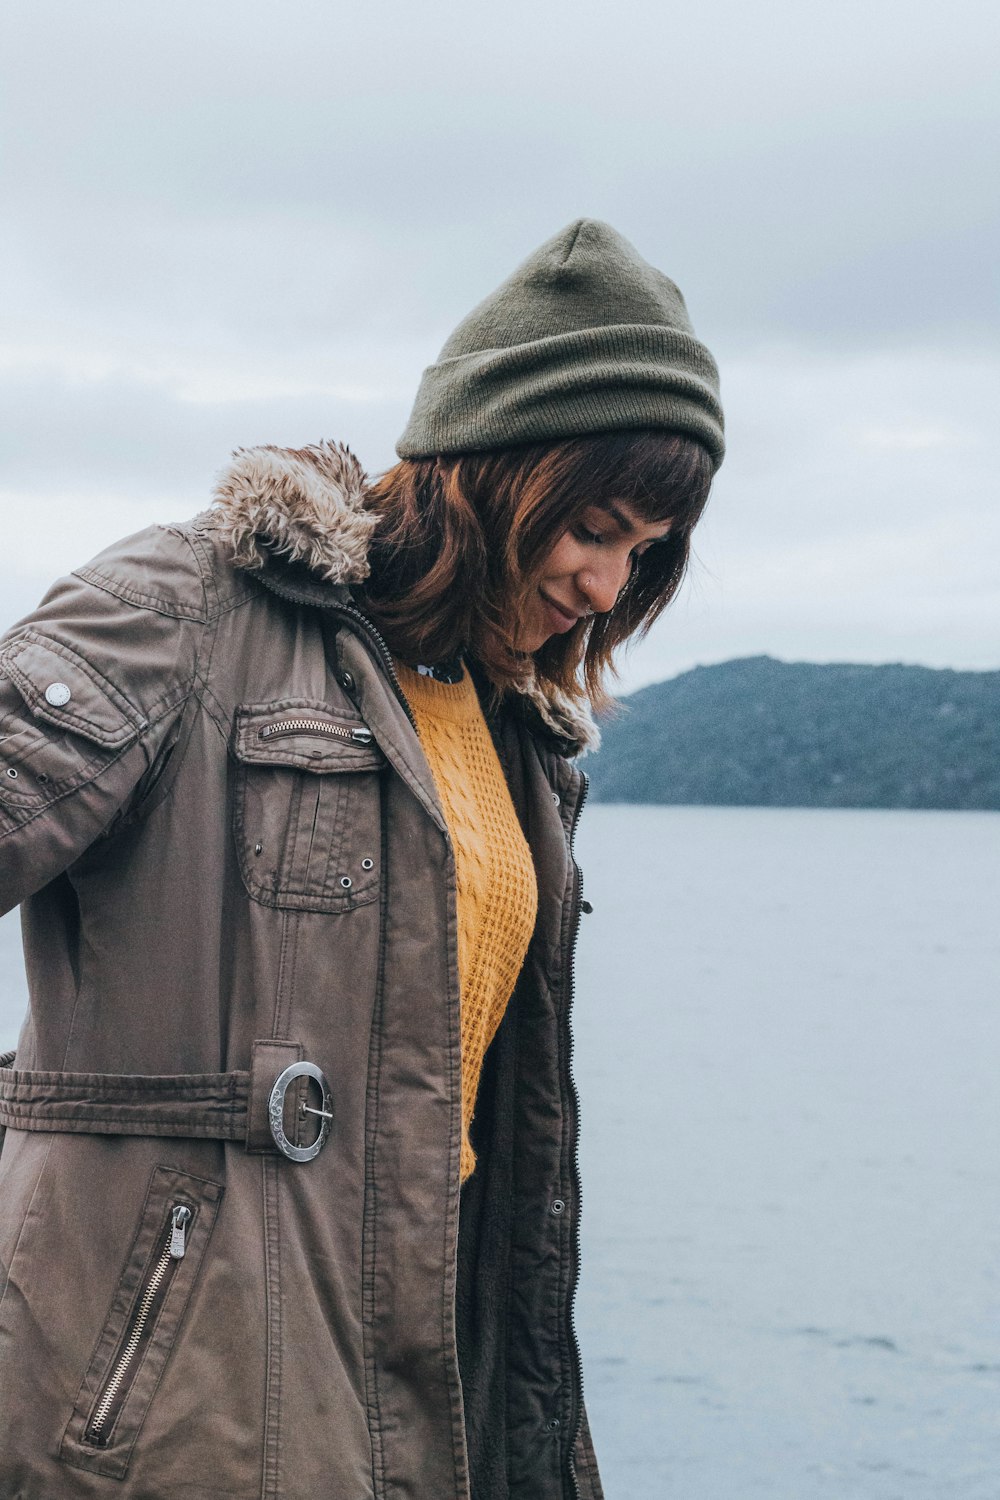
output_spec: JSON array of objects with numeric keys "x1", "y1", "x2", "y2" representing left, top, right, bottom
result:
[{"x1": 2, "y1": 806, "x2": 999, "y2": 1498}]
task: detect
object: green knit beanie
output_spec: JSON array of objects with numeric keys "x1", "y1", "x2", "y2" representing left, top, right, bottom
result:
[{"x1": 396, "y1": 219, "x2": 724, "y2": 470}]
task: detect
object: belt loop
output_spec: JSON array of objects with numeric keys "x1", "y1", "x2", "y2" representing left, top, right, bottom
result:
[{"x1": 246, "y1": 1039, "x2": 303, "y2": 1154}]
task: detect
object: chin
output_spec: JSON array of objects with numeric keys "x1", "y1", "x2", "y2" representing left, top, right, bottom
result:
[{"x1": 513, "y1": 618, "x2": 548, "y2": 654}]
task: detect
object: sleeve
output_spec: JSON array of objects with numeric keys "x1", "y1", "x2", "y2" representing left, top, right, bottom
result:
[{"x1": 0, "y1": 526, "x2": 209, "y2": 916}]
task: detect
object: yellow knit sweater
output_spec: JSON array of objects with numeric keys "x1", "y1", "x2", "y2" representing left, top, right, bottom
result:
[{"x1": 394, "y1": 661, "x2": 539, "y2": 1182}]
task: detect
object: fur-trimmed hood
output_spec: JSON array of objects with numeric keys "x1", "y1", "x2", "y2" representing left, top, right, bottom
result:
[{"x1": 211, "y1": 441, "x2": 599, "y2": 756}]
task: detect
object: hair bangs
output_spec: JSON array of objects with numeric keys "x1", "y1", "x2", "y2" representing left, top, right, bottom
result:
[{"x1": 361, "y1": 430, "x2": 716, "y2": 719}]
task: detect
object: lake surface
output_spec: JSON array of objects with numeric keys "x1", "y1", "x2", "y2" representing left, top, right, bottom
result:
[{"x1": 2, "y1": 806, "x2": 999, "y2": 1498}]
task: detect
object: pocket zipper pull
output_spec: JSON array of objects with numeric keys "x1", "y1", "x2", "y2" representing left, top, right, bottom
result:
[
  {"x1": 351, "y1": 728, "x2": 373, "y2": 744},
  {"x1": 170, "y1": 1204, "x2": 193, "y2": 1259}
]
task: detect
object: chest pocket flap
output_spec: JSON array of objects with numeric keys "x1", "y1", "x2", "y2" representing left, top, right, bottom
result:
[{"x1": 231, "y1": 699, "x2": 385, "y2": 913}]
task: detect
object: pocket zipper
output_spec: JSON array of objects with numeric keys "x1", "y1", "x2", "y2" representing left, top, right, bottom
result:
[
  {"x1": 84, "y1": 1203, "x2": 193, "y2": 1448},
  {"x1": 258, "y1": 718, "x2": 373, "y2": 745}
]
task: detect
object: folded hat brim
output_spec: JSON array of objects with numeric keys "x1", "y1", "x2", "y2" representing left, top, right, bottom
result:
[{"x1": 396, "y1": 323, "x2": 725, "y2": 468}]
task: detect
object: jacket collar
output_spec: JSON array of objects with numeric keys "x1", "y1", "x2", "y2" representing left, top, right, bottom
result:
[{"x1": 211, "y1": 441, "x2": 599, "y2": 757}]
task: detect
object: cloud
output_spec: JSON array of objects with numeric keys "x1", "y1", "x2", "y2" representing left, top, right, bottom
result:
[
  {"x1": 2, "y1": 0, "x2": 997, "y2": 685},
  {"x1": 3, "y1": 0, "x2": 998, "y2": 350}
]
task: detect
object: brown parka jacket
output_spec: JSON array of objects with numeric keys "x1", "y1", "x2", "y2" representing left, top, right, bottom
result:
[{"x1": 0, "y1": 442, "x2": 605, "y2": 1500}]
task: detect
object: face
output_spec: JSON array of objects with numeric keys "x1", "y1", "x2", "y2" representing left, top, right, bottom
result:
[{"x1": 515, "y1": 498, "x2": 674, "y2": 653}]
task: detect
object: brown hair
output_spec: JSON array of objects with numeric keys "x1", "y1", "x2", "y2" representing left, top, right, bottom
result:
[{"x1": 361, "y1": 430, "x2": 714, "y2": 710}]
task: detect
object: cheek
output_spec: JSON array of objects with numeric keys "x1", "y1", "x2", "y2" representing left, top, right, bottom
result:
[
  {"x1": 513, "y1": 596, "x2": 550, "y2": 651},
  {"x1": 538, "y1": 534, "x2": 582, "y2": 579}
]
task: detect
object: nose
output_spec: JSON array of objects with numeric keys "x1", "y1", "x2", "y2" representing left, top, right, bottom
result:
[{"x1": 577, "y1": 553, "x2": 630, "y2": 615}]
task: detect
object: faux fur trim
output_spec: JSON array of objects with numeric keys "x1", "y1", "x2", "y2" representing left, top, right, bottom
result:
[
  {"x1": 212, "y1": 441, "x2": 375, "y2": 585},
  {"x1": 211, "y1": 441, "x2": 599, "y2": 757}
]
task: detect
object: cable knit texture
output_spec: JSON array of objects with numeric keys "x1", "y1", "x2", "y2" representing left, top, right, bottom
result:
[{"x1": 395, "y1": 661, "x2": 538, "y2": 1182}]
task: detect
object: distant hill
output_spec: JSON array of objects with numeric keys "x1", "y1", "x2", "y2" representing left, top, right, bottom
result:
[{"x1": 584, "y1": 657, "x2": 1000, "y2": 810}]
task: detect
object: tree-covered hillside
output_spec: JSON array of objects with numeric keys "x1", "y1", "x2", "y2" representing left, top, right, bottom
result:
[{"x1": 585, "y1": 657, "x2": 1000, "y2": 809}]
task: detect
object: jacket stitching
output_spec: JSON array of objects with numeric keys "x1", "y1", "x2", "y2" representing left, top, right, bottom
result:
[
  {"x1": 261, "y1": 1157, "x2": 283, "y2": 1499},
  {"x1": 76, "y1": 689, "x2": 201, "y2": 848},
  {"x1": 363, "y1": 813, "x2": 390, "y2": 1500},
  {"x1": 98, "y1": 1180, "x2": 223, "y2": 1476},
  {"x1": 2, "y1": 631, "x2": 148, "y2": 742},
  {"x1": 181, "y1": 520, "x2": 222, "y2": 619},
  {"x1": 272, "y1": 913, "x2": 298, "y2": 1040},
  {"x1": 186, "y1": 515, "x2": 261, "y2": 613},
  {"x1": 75, "y1": 567, "x2": 209, "y2": 623},
  {"x1": 187, "y1": 520, "x2": 262, "y2": 623},
  {"x1": 0, "y1": 738, "x2": 143, "y2": 845},
  {"x1": 59, "y1": 1165, "x2": 163, "y2": 1473},
  {"x1": 54, "y1": 606, "x2": 215, "y2": 1070},
  {"x1": 438, "y1": 830, "x2": 469, "y2": 1497},
  {"x1": 504, "y1": 972, "x2": 524, "y2": 1498},
  {"x1": 192, "y1": 676, "x2": 232, "y2": 740},
  {"x1": 0, "y1": 1134, "x2": 54, "y2": 1317},
  {"x1": 59, "y1": 1168, "x2": 225, "y2": 1479}
]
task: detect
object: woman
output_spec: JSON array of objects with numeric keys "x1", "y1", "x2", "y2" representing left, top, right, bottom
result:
[{"x1": 0, "y1": 220, "x2": 723, "y2": 1499}]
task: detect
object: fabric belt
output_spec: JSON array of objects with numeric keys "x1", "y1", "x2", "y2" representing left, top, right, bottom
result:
[{"x1": 0, "y1": 1039, "x2": 328, "y2": 1158}]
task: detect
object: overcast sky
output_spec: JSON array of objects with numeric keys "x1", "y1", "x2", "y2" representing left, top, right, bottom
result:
[{"x1": 3, "y1": 0, "x2": 997, "y2": 691}]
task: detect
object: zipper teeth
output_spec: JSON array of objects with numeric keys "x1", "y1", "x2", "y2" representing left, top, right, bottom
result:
[
  {"x1": 259, "y1": 718, "x2": 370, "y2": 741},
  {"x1": 565, "y1": 770, "x2": 590, "y2": 1499},
  {"x1": 87, "y1": 1238, "x2": 174, "y2": 1441},
  {"x1": 334, "y1": 604, "x2": 418, "y2": 731},
  {"x1": 250, "y1": 572, "x2": 591, "y2": 1485}
]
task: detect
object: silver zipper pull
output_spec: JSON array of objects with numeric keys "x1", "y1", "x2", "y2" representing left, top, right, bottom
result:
[
  {"x1": 351, "y1": 728, "x2": 373, "y2": 743},
  {"x1": 170, "y1": 1204, "x2": 193, "y2": 1259}
]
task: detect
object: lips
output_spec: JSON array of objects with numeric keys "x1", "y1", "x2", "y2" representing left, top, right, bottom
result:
[{"x1": 539, "y1": 591, "x2": 583, "y2": 631}]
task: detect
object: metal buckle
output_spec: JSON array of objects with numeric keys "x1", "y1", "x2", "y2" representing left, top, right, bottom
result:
[{"x1": 268, "y1": 1061, "x2": 333, "y2": 1162}]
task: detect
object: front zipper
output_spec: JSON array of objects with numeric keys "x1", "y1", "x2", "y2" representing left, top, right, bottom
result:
[
  {"x1": 255, "y1": 569, "x2": 595, "y2": 1481},
  {"x1": 332, "y1": 601, "x2": 419, "y2": 731},
  {"x1": 259, "y1": 718, "x2": 373, "y2": 745},
  {"x1": 563, "y1": 769, "x2": 590, "y2": 1499},
  {"x1": 84, "y1": 1203, "x2": 193, "y2": 1448}
]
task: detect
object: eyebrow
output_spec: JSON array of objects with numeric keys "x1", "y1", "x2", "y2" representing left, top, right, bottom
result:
[
  {"x1": 594, "y1": 502, "x2": 671, "y2": 541},
  {"x1": 592, "y1": 501, "x2": 637, "y2": 534},
  {"x1": 601, "y1": 502, "x2": 635, "y2": 534}
]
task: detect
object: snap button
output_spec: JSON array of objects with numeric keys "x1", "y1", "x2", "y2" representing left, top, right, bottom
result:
[
  {"x1": 254, "y1": 843, "x2": 263, "y2": 856},
  {"x1": 550, "y1": 1198, "x2": 566, "y2": 1215},
  {"x1": 361, "y1": 858, "x2": 374, "y2": 871},
  {"x1": 338, "y1": 671, "x2": 356, "y2": 694},
  {"x1": 545, "y1": 1417, "x2": 561, "y2": 1431},
  {"x1": 44, "y1": 682, "x2": 72, "y2": 707},
  {"x1": 340, "y1": 876, "x2": 353, "y2": 889},
  {"x1": 6, "y1": 767, "x2": 18, "y2": 779},
  {"x1": 551, "y1": 792, "x2": 560, "y2": 805}
]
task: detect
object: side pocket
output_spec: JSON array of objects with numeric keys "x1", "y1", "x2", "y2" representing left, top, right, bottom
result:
[{"x1": 59, "y1": 1166, "x2": 224, "y2": 1481}]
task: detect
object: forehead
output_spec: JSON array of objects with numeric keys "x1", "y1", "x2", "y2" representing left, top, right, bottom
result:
[{"x1": 589, "y1": 497, "x2": 673, "y2": 540}]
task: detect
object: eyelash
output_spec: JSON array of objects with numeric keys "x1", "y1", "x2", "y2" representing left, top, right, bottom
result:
[{"x1": 574, "y1": 525, "x2": 649, "y2": 563}]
